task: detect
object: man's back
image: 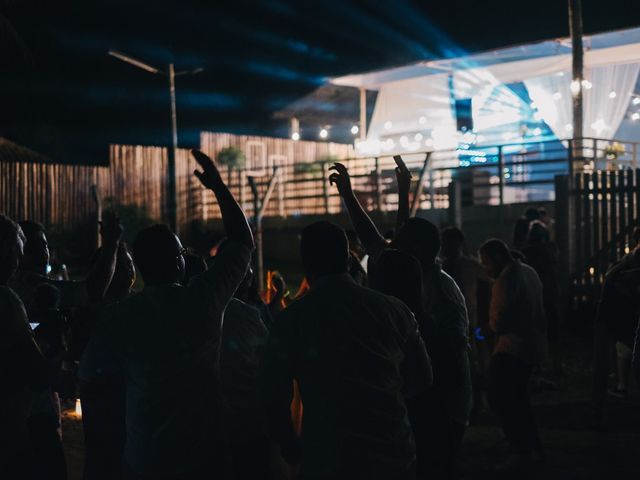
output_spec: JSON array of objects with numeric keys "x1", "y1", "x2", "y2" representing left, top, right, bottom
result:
[
  {"x1": 264, "y1": 273, "x2": 430, "y2": 477},
  {"x1": 82, "y1": 241, "x2": 251, "y2": 476}
]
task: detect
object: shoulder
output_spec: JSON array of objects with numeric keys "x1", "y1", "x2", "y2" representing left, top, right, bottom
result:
[{"x1": 0, "y1": 286, "x2": 32, "y2": 345}]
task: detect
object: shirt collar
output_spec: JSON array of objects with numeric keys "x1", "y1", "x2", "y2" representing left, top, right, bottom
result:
[{"x1": 311, "y1": 273, "x2": 355, "y2": 291}]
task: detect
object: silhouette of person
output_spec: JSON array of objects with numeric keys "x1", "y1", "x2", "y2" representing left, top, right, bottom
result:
[
  {"x1": 263, "y1": 221, "x2": 432, "y2": 480},
  {"x1": 479, "y1": 239, "x2": 546, "y2": 472},
  {"x1": 80, "y1": 150, "x2": 254, "y2": 480}
]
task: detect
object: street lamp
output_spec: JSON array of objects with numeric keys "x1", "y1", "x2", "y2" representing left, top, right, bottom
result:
[{"x1": 108, "y1": 49, "x2": 203, "y2": 233}]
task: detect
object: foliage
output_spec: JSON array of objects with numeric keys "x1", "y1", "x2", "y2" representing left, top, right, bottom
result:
[
  {"x1": 216, "y1": 146, "x2": 246, "y2": 170},
  {"x1": 103, "y1": 197, "x2": 156, "y2": 245}
]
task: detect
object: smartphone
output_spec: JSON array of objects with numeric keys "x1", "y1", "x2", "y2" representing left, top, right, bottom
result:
[{"x1": 393, "y1": 155, "x2": 408, "y2": 172}]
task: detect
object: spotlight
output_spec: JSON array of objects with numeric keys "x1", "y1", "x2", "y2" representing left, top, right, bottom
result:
[
  {"x1": 291, "y1": 132, "x2": 300, "y2": 141},
  {"x1": 350, "y1": 125, "x2": 359, "y2": 135},
  {"x1": 319, "y1": 128, "x2": 328, "y2": 139}
]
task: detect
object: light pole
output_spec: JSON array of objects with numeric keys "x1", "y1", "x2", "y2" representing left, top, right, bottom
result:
[{"x1": 108, "y1": 50, "x2": 203, "y2": 234}]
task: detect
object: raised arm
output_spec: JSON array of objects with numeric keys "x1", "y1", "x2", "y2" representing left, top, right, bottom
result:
[
  {"x1": 394, "y1": 155, "x2": 412, "y2": 233},
  {"x1": 86, "y1": 211, "x2": 123, "y2": 302},
  {"x1": 329, "y1": 163, "x2": 385, "y2": 254},
  {"x1": 192, "y1": 149, "x2": 254, "y2": 250}
]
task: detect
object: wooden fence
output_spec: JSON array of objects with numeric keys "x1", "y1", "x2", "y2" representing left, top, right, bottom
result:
[
  {"x1": 0, "y1": 133, "x2": 354, "y2": 233},
  {"x1": 570, "y1": 169, "x2": 640, "y2": 307}
]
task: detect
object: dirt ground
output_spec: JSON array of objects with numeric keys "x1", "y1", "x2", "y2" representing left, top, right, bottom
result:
[{"x1": 62, "y1": 338, "x2": 639, "y2": 480}]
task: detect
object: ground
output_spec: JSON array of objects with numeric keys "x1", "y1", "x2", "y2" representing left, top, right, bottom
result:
[{"x1": 62, "y1": 337, "x2": 639, "y2": 480}]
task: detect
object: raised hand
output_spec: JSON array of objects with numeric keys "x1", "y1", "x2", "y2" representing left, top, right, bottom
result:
[
  {"x1": 192, "y1": 149, "x2": 223, "y2": 189},
  {"x1": 328, "y1": 163, "x2": 353, "y2": 197},
  {"x1": 99, "y1": 210, "x2": 123, "y2": 246},
  {"x1": 393, "y1": 155, "x2": 413, "y2": 193}
]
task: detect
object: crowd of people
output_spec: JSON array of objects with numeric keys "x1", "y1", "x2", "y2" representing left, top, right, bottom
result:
[{"x1": 1, "y1": 150, "x2": 638, "y2": 480}]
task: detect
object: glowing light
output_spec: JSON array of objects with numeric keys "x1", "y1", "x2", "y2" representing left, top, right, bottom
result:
[
  {"x1": 418, "y1": 116, "x2": 427, "y2": 125},
  {"x1": 633, "y1": 97, "x2": 640, "y2": 106},
  {"x1": 384, "y1": 121, "x2": 393, "y2": 130},
  {"x1": 570, "y1": 80, "x2": 581, "y2": 96},
  {"x1": 319, "y1": 128, "x2": 328, "y2": 139},
  {"x1": 553, "y1": 92, "x2": 562, "y2": 100},
  {"x1": 291, "y1": 132, "x2": 300, "y2": 141},
  {"x1": 609, "y1": 90, "x2": 617, "y2": 99},
  {"x1": 532, "y1": 128, "x2": 543, "y2": 136},
  {"x1": 632, "y1": 112, "x2": 640, "y2": 121},
  {"x1": 350, "y1": 125, "x2": 359, "y2": 135},
  {"x1": 582, "y1": 79, "x2": 592, "y2": 90},
  {"x1": 590, "y1": 118, "x2": 606, "y2": 134},
  {"x1": 75, "y1": 399, "x2": 82, "y2": 418},
  {"x1": 414, "y1": 133, "x2": 423, "y2": 141},
  {"x1": 501, "y1": 132, "x2": 516, "y2": 141},
  {"x1": 589, "y1": 267, "x2": 595, "y2": 276}
]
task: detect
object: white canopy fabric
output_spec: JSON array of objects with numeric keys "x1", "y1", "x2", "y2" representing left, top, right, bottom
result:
[{"x1": 332, "y1": 27, "x2": 640, "y2": 150}]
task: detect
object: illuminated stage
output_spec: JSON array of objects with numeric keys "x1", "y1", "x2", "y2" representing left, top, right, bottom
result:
[{"x1": 330, "y1": 26, "x2": 640, "y2": 158}]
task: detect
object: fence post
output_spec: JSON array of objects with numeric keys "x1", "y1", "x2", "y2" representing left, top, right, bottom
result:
[
  {"x1": 555, "y1": 174, "x2": 573, "y2": 295},
  {"x1": 321, "y1": 162, "x2": 330, "y2": 215},
  {"x1": 374, "y1": 157, "x2": 382, "y2": 211},
  {"x1": 447, "y1": 180, "x2": 461, "y2": 228},
  {"x1": 497, "y1": 146, "x2": 505, "y2": 207}
]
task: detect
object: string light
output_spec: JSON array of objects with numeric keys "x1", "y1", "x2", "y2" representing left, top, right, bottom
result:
[
  {"x1": 633, "y1": 97, "x2": 640, "y2": 106},
  {"x1": 570, "y1": 80, "x2": 581, "y2": 96},
  {"x1": 632, "y1": 112, "x2": 640, "y2": 121},
  {"x1": 319, "y1": 128, "x2": 328, "y2": 139},
  {"x1": 384, "y1": 121, "x2": 393, "y2": 130},
  {"x1": 291, "y1": 132, "x2": 300, "y2": 141},
  {"x1": 609, "y1": 90, "x2": 617, "y2": 99},
  {"x1": 414, "y1": 133, "x2": 423, "y2": 141},
  {"x1": 418, "y1": 116, "x2": 427, "y2": 125},
  {"x1": 350, "y1": 125, "x2": 359, "y2": 135},
  {"x1": 581, "y1": 79, "x2": 592, "y2": 90}
]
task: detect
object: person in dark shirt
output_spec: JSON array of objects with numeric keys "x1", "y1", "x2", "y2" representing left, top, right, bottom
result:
[{"x1": 263, "y1": 221, "x2": 432, "y2": 480}]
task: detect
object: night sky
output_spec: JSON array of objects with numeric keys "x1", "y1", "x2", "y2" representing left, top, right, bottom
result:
[{"x1": 1, "y1": 0, "x2": 638, "y2": 164}]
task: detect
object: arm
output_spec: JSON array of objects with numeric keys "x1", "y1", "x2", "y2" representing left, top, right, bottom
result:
[
  {"x1": 262, "y1": 313, "x2": 301, "y2": 465},
  {"x1": 394, "y1": 155, "x2": 412, "y2": 233},
  {"x1": 400, "y1": 314, "x2": 433, "y2": 397},
  {"x1": 86, "y1": 211, "x2": 123, "y2": 302},
  {"x1": 328, "y1": 163, "x2": 385, "y2": 255},
  {"x1": 192, "y1": 150, "x2": 254, "y2": 250},
  {"x1": 633, "y1": 317, "x2": 640, "y2": 389},
  {"x1": 489, "y1": 275, "x2": 511, "y2": 334}
]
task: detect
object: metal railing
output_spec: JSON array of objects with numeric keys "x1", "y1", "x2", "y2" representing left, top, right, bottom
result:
[{"x1": 200, "y1": 137, "x2": 640, "y2": 219}]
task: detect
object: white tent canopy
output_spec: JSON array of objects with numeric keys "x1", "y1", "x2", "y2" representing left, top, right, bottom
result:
[{"x1": 331, "y1": 27, "x2": 640, "y2": 154}]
